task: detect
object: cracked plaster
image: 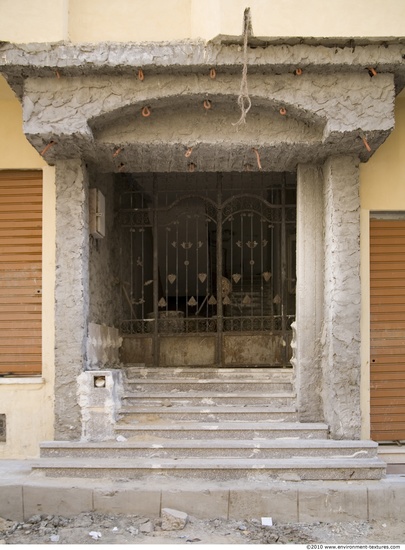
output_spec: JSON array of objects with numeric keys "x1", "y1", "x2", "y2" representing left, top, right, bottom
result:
[
  {"x1": 0, "y1": 40, "x2": 403, "y2": 172},
  {"x1": 2, "y1": 38, "x2": 401, "y2": 439}
]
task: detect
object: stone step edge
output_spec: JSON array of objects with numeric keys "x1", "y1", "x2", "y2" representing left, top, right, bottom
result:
[
  {"x1": 118, "y1": 406, "x2": 298, "y2": 414},
  {"x1": 122, "y1": 392, "x2": 296, "y2": 398},
  {"x1": 124, "y1": 365, "x2": 293, "y2": 372},
  {"x1": 127, "y1": 379, "x2": 292, "y2": 384},
  {"x1": 115, "y1": 421, "x2": 328, "y2": 431},
  {"x1": 31, "y1": 457, "x2": 386, "y2": 470},
  {"x1": 39, "y1": 439, "x2": 378, "y2": 450},
  {"x1": 122, "y1": 363, "x2": 294, "y2": 375}
]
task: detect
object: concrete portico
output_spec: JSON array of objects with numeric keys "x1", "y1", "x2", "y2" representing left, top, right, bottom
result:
[{"x1": 0, "y1": 38, "x2": 401, "y2": 442}]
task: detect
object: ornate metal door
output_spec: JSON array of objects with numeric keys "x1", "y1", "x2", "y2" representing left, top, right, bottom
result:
[{"x1": 119, "y1": 173, "x2": 296, "y2": 367}]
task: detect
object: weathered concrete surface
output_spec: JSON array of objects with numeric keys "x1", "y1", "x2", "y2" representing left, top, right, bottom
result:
[
  {"x1": 223, "y1": 334, "x2": 286, "y2": 365},
  {"x1": 93, "y1": 486, "x2": 161, "y2": 516},
  {"x1": 0, "y1": 38, "x2": 400, "y2": 439},
  {"x1": 160, "y1": 336, "x2": 216, "y2": 366},
  {"x1": 295, "y1": 164, "x2": 324, "y2": 422},
  {"x1": 228, "y1": 487, "x2": 298, "y2": 522},
  {"x1": 88, "y1": 173, "x2": 122, "y2": 326},
  {"x1": 321, "y1": 156, "x2": 361, "y2": 439},
  {"x1": 120, "y1": 337, "x2": 153, "y2": 365},
  {"x1": 54, "y1": 160, "x2": 89, "y2": 440},
  {"x1": 298, "y1": 485, "x2": 368, "y2": 522},
  {"x1": 368, "y1": 479, "x2": 405, "y2": 520},
  {"x1": 1, "y1": 460, "x2": 405, "y2": 523},
  {"x1": 0, "y1": 39, "x2": 400, "y2": 171},
  {"x1": 161, "y1": 490, "x2": 229, "y2": 520},
  {"x1": 86, "y1": 323, "x2": 122, "y2": 371},
  {"x1": 23, "y1": 484, "x2": 93, "y2": 519},
  {"x1": 0, "y1": 485, "x2": 24, "y2": 522},
  {"x1": 77, "y1": 370, "x2": 123, "y2": 442},
  {"x1": 17, "y1": 71, "x2": 394, "y2": 172},
  {"x1": 1, "y1": 39, "x2": 405, "y2": 85}
]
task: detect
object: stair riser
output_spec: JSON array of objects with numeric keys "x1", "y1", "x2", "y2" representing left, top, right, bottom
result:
[
  {"x1": 123, "y1": 395, "x2": 296, "y2": 407},
  {"x1": 128, "y1": 382, "x2": 293, "y2": 392},
  {"x1": 118, "y1": 411, "x2": 298, "y2": 422},
  {"x1": 40, "y1": 447, "x2": 378, "y2": 460},
  {"x1": 34, "y1": 466, "x2": 384, "y2": 481},
  {"x1": 124, "y1": 367, "x2": 293, "y2": 381},
  {"x1": 114, "y1": 428, "x2": 329, "y2": 440}
]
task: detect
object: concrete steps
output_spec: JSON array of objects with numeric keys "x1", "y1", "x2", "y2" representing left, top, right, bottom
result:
[
  {"x1": 123, "y1": 392, "x2": 296, "y2": 407},
  {"x1": 124, "y1": 366, "x2": 293, "y2": 380},
  {"x1": 126, "y1": 379, "x2": 293, "y2": 393},
  {"x1": 31, "y1": 456, "x2": 385, "y2": 481},
  {"x1": 114, "y1": 421, "x2": 329, "y2": 440},
  {"x1": 40, "y1": 439, "x2": 380, "y2": 460},
  {"x1": 123, "y1": 366, "x2": 295, "y2": 408},
  {"x1": 34, "y1": 365, "x2": 387, "y2": 481},
  {"x1": 117, "y1": 405, "x2": 298, "y2": 422}
]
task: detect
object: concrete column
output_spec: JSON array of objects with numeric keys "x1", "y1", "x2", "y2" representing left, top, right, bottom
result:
[
  {"x1": 295, "y1": 164, "x2": 324, "y2": 423},
  {"x1": 54, "y1": 159, "x2": 89, "y2": 440},
  {"x1": 321, "y1": 155, "x2": 361, "y2": 439}
]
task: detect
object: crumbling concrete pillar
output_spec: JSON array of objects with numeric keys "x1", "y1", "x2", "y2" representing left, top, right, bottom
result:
[
  {"x1": 54, "y1": 159, "x2": 89, "y2": 440},
  {"x1": 77, "y1": 370, "x2": 124, "y2": 441},
  {"x1": 295, "y1": 164, "x2": 324, "y2": 423},
  {"x1": 321, "y1": 155, "x2": 361, "y2": 439}
]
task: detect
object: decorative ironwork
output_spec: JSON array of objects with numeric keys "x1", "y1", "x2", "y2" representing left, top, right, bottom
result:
[{"x1": 118, "y1": 172, "x2": 296, "y2": 366}]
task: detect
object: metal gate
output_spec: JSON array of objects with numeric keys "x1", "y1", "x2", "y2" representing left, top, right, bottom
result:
[{"x1": 119, "y1": 172, "x2": 296, "y2": 367}]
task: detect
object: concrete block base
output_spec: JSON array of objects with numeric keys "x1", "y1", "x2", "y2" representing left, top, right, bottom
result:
[
  {"x1": 93, "y1": 486, "x2": 161, "y2": 516},
  {"x1": 0, "y1": 485, "x2": 24, "y2": 521},
  {"x1": 23, "y1": 482, "x2": 93, "y2": 518},
  {"x1": 298, "y1": 484, "x2": 368, "y2": 522},
  {"x1": 2, "y1": 461, "x2": 405, "y2": 523},
  {"x1": 368, "y1": 479, "x2": 405, "y2": 520},
  {"x1": 161, "y1": 489, "x2": 229, "y2": 519},
  {"x1": 229, "y1": 487, "x2": 298, "y2": 522}
]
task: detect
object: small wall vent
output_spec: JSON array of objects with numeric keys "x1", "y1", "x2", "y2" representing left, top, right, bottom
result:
[{"x1": 0, "y1": 414, "x2": 6, "y2": 442}]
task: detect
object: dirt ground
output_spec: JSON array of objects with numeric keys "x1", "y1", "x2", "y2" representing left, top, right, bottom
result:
[{"x1": 1, "y1": 512, "x2": 405, "y2": 545}]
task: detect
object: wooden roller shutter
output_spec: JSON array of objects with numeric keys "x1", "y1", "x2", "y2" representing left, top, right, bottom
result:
[
  {"x1": 370, "y1": 218, "x2": 405, "y2": 441},
  {"x1": 0, "y1": 171, "x2": 42, "y2": 375}
]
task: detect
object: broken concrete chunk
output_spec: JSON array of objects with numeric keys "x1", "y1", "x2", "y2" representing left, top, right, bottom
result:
[
  {"x1": 0, "y1": 518, "x2": 12, "y2": 530},
  {"x1": 27, "y1": 515, "x2": 42, "y2": 524},
  {"x1": 139, "y1": 521, "x2": 153, "y2": 533},
  {"x1": 161, "y1": 508, "x2": 188, "y2": 531}
]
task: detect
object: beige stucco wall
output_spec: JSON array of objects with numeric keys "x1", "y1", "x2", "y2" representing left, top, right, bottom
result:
[
  {"x1": 359, "y1": 93, "x2": 405, "y2": 439},
  {"x1": 0, "y1": 0, "x2": 68, "y2": 43},
  {"x1": 0, "y1": 0, "x2": 404, "y2": 43},
  {"x1": 0, "y1": 75, "x2": 55, "y2": 458}
]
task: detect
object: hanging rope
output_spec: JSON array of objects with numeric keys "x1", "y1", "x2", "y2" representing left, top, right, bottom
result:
[{"x1": 233, "y1": 8, "x2": 252, "y2": 127}]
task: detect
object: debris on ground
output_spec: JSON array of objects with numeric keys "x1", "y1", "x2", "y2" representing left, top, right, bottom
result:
[{"x1": 0, "y1": 512, "x2": 404, "y2": 544}]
